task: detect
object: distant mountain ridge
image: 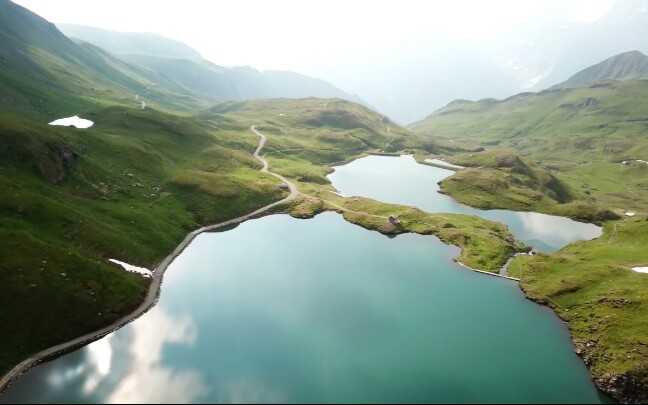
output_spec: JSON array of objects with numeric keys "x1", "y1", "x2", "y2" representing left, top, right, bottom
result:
[
  {"x1": 551, "y1": 51, "x2": 648, "y2": 89},
  {"x1": 56, "y1": 23, "x2": 364, "y2": 106},
  {"x1": 58, "y1": 23, "x2": 204, "y2": 62}
]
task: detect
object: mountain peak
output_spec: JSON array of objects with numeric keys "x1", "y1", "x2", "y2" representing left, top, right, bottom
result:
[{"x1": 552, "y1": 50, "x2": 648, "y2": 89}]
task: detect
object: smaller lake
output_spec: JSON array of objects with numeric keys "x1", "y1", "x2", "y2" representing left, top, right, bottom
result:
[
  {"x1": 49, "y1": 115, "x2": 94, "y2": 129},
  {"x1": 329, "y1": 155, "x2": 602, "y2": 252}
]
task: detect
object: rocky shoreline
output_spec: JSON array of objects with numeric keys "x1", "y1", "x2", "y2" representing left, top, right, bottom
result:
[{"x1": 522, "y1": 291, "x2": 644, "y2": 404}]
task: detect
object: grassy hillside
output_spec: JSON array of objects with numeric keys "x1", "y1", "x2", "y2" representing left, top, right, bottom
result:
[
  {"x1": 0, "y1": 0, "x2": 213, "y2": 120},
  {"x1": 434, "y1": 150, "x2": 619, "y2": 223},
  {"x1": 410, "y1": 79, "x2": 648, "y2": 215},
  {"x1": 209, "y1": 98, "x2": 421, "y2": 182}
]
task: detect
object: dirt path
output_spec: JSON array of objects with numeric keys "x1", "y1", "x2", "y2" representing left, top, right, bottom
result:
[
  {"x1": 314, "y1": 195, "x2": 388, "y2": 219},
  {"x1": 608, "y1": 223, "x2": 618, "y2": 244},
  {"x1": 499, "y1": 253, "x2": 533, "y2": 279},
  {"x1": 381, "y1": 116, "x2": 396, "y2": 150}
]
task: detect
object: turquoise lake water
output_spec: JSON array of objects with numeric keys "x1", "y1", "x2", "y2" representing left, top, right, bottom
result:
[{"x1": 0, "y1": 155, "x2": 609, "y2": 404}]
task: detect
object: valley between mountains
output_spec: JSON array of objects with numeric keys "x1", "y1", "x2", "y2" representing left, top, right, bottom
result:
[{"x1": 1, "y1": 0, "x2": 648, "y2": 403}]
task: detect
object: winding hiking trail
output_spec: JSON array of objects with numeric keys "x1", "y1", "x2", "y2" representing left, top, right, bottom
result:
[
  {"x1": 380, "y1": 116, "x2": 396, "y2": 151},
  {"x1": 0, "y1": 126, "x2": 300, "y2": 394}
]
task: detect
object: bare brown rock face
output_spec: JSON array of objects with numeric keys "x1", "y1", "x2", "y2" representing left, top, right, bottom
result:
[{"x1": 40, "y1": 141, "x2": 78, "y2": 184}]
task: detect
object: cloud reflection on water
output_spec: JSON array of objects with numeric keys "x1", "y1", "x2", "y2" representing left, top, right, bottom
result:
[
  {"x1": 514, "y1": 211, "x2": 602, "y2": 248},
  {"x1": 37, "y1": 306, "x2": 208, "y2": 404},
  {"x1": 106, "y1": 307, "x2": 208, "y2": 404},
  {"x1": 83, "y1": 334, "x2": 113, "y2": 395}
]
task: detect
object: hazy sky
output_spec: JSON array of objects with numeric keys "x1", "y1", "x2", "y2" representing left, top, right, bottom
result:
[
  {"x1": 13, "y1": 0, "x2": 616, "y2": 72},
  {"x1": 15, "y1": 0, "x2": 638, "y2": 123}
]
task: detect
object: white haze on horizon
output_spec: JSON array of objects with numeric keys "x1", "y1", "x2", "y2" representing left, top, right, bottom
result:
[
  {"x1": 14, "y1": 0, "x2": 644, "y2": 123},
  {"x1": 12, "y1": 0, "x2": 616, "y2": 68}
]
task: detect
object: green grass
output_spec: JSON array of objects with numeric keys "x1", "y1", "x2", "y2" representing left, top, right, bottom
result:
[{"x1": 435, "y1": 150, "x2": 620, "y2": 223}]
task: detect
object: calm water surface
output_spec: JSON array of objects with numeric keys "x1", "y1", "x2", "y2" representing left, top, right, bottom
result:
[
  {"x1": 329, "y1": 155, "x2": 602, "y2": 252},
  {"x1": 1, "y1": 214, "x2": 606, "y2": 404}
]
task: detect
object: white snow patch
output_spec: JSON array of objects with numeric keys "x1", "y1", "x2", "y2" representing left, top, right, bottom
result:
[
  {"x1": 626, "y1": 212, "x2": 636, "y2": 217},
  {"x1": 632, "y1": 267, "x2": 648, "y2": 274},
  {"x1": 109, "y1": 259, "x2": 153, "y2": 278},
  {"x1": 49, "y1": 115, "x2": 94, "y2": 129},
  {"x1": 328, "y1": 190, "x2": 346, "y2": 198},
  {"x1": 425, "y1": 159, "x2": 465, "y2": 170}
]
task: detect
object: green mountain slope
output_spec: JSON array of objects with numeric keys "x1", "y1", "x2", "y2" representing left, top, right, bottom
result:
[
  {"x1": 121, "y1": 54, "x2": 238, "y2": 103},
  {"x1": 552, "y1": 51, "x2": 648, "y2": 90},
  {"x1": 0, "y1": 0, "x2": 210, "y2": 119}
]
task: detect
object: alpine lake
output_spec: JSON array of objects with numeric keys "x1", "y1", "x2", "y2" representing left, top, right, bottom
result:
[{"x1": 0, "y1": 155, "x2": 610, "y2": 404}]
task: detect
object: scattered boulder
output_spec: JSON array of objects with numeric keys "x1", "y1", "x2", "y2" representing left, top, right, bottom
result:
[{"x1": 579, "y1": 97, "x2": 600, "y2": 109}]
